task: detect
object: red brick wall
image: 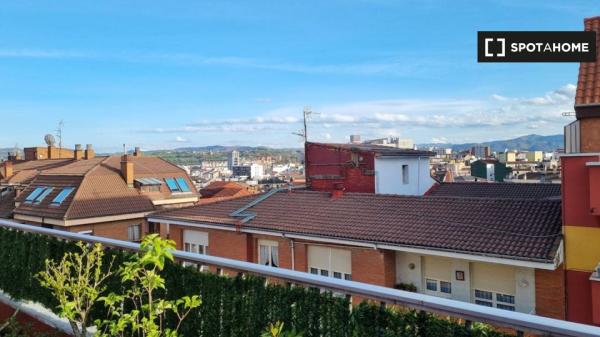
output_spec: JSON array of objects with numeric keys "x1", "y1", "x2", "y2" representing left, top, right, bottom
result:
[
  {"x1": 535, "y1": 266, "x2": 566, "y2": 320},
  {"x1": 351, "y1": 248, "x2": 396, "y2": 287},
  {"x1": 306, "y1": 143, "x2": 375, "y2": 193},
  {"x1": 24, "y1": 217, "x2": 147, "y2": 241}
]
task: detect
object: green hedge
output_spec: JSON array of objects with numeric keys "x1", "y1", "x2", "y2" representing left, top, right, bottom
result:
[{"x1": 0, "y1": 228, "x2": 511, "y2": 337}]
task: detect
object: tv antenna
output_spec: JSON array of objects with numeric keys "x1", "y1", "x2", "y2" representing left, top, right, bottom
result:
[
  {"x1": 55, "y1": 120, "x2": 64, "y2": 158},
  {"x1": 292, "y1": 106, "x2": 319, "y2": 142}
]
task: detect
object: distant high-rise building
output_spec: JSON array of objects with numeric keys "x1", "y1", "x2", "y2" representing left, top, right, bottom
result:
[
  {"x1": 228, "y1": 150, "x2": 240, "y2": 169},
  {"x1": 470, "y1": 145, "x2": 491, "y2": 158}
]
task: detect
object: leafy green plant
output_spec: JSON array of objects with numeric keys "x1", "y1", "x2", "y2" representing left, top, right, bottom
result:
[
  {"x1": 394, "y1": 283, "x2": 417, "y2": 292},
  {"x1": 94, "y1": 234, "x2": 201, "y2": 337},
  {"x1": 261, "y1": 322, "x2": 303, "y2": 337},
  {"x1": 37, "y1": 242, "x2": 115, "y2": 337}
]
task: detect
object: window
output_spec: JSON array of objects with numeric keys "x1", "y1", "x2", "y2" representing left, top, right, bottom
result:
[
  {"x1": 148, "y1": 222, "x2": 160, "y2": 234},
  {"x1": 425, "y1": 278, "x2": 452, "y2": 295},
  {"x1": 128, "y1": 224, "x2": 141, "y2": 242},
  {"x1": 183, "y1": 230, "x2": 209, "y2": 271},
  {"x1": 165, "y1": 177, "x2": 192, "y2": 193},
  {"x1": 25, "y1": 186, "x2": 53, "y2": 204},
  {"x1": 165, "y1": 178, "x2": 180, "y2": 192},
  {"x1": 258, "y1": 240, "x2": 279, "y2": 267},
  {"x1": 440, "y1": 281, "x2": 452, "y2": 294},
  {"x1": 307, "y1": 246, "x2": 352, "y2": 282},
  {"x1": 402, "y1": 165, "x2": 409, "y2": 184},
  {"x1": 426, "y1": 279, "x2": 438, "y2": 291},
  {"x1": 51, "y1": 187, "x2": 74, "y2": 206},
  {"x1": 175, "y1": 177, "x2": 191, "y2": 192},
  {"x1": 25, "y1": 187, "x2": 45, "y2": 203},
  {"x1": 474, "y1": 289, "x2": 515, "y2": 311}
]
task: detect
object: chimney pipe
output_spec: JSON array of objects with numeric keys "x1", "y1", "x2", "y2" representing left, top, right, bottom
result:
[
  {"x1": 331, "y1": 183, "x2": 345, "y2": 199},
  {"x1": 1, "y1": 161, "x2": 13, "y2": 179},
  {"x1": 85, "y1": 144, "x2": 95, "y2": 160},
  {"x1": 121, "y1": 154, "x2": 134, "y2": 187},
  {"x1": 74, "y1": 144, "x2": 84, "y2": 160},
  {"x1": 133, "y1": 146, "x2": 142, "y2": 157}
]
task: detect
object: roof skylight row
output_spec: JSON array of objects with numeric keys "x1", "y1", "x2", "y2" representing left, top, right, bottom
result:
[
  {"x1": 24, "y1": 186, "x2": 75, "y2": 206},
  {"x1": 165, "y1": 177, "x2": 191, "y2": 193}
]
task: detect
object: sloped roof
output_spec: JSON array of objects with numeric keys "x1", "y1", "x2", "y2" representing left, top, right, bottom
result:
[
  {"x1": 200, "y1": 181, "x2": 250, "y2": 198},
  {"x1": 14, "y1": 155, "x2": 197, "y2": 220},
  {"x1": 151, "y1": 190, "x2": 562, "y2": 263},
  {"x1": 427, "y1": 182, "x2": 561, "y2": 200},
  {"x1": 576, "y1": 16, "x2": 600, "y2": 105},
  {"x1": 2, "y1": 159, "x2": 74, "y2": 185}
]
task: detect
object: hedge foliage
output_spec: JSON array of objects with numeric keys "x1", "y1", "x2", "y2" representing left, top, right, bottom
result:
[{"x1": 0, "y1": 228, "x2": 511, "y2": 337}]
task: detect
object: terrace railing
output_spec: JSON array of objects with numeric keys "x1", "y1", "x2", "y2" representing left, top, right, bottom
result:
[{"x1": 0, "y1": 219, "x2": 599, "y2": 337}]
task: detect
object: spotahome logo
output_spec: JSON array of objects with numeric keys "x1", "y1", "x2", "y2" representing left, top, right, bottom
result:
[{"x1": 478, "y1": 31, "x2": 596, "y2": 62}]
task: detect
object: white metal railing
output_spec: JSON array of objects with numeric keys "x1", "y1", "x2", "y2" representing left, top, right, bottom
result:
[{"x1": 1, "y1": 219, "x2": 599, "y2": 337}]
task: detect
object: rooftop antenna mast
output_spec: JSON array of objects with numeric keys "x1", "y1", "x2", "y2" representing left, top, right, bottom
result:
[
  {"x1": 292, "y1": 106, "x2": 319, "y2": 142},
  {"x1": 55, "y1": 120, "x2": 64, "y2": 158}
]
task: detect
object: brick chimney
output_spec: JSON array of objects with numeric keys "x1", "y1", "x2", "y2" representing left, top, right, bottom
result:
[
  {"x1": 74, "y1": 144, "x2": 84, "y2": 160},
  {"x1": 84, "y1": 144, "x2": 95, "y2": 160},
  {"x1": 1, "y1": 161, "x2": 13, "y2": 179},
  {"x1": 121, "y1": 154, "x2": 134, "y2": 187},
  {"x1": 571, "y1": 17, "x2": 600, "y2": 152},
  {"x1": 133, "y1": 146, "x2": 142, "y2": 157}
]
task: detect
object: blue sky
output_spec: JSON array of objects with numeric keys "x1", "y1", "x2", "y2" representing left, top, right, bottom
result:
[{"x1": 0, "y1": 1, "x2": 598, "y2": 152}]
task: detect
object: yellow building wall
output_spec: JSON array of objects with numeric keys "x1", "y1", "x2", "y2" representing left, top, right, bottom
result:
[{"x1": 565, "y1": 225, "x2": 600, "y2": 272}]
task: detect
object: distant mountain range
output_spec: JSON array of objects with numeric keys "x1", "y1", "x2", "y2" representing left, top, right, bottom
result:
[{"x1": 419, "y1": 134, "x2": 563, "y2": 152}]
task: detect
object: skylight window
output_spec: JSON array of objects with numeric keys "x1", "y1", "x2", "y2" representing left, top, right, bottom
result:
[
  {"x1": 25, "y1": 187, "x2": 45, "y2": 203},
  {"x1": 176, "y1": 177, "x2": 191, "y2": 192},
  {"x1": 165, "y1": 178, "x2": 180, "y2": 192},
  {"x1": 34, "y1": 187, "x2": 54, "y2": 204},
  {"x1": 25, "y1": 187, "x2": 54, "y2": 204},
  {"x1": 51, "y1": 187, "x2": 75, "y2": 206},
  {"x1": 165, "y1": 177, "x2": 192, "y2": 193}
]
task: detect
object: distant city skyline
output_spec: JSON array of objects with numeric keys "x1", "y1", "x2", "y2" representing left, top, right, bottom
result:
[{"x1": 1, "y1": 1, "x2": 598, "y2": 152}]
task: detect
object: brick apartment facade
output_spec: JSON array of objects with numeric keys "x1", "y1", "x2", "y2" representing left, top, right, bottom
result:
[
  {"x1": 561, "y1": 16, "x2": 600, "y2": 326},
  {"x1": 150, "y1": 183, "x2": 564, "y2": 319}
]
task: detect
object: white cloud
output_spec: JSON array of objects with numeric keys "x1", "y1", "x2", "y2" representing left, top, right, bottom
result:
[
  {"x1": 174, "y1": 136, "x2": 188, "y2": 142},
  {"x1": 140, "y1": 84, "x2": 575, "y2": 145}
]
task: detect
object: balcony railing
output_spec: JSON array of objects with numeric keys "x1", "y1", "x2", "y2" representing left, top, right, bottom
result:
[{"x1": 0, "y1": 219, "x2": 599, "y2": 337}]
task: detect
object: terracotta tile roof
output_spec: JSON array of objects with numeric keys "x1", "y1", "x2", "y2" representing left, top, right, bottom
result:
[
  {"x1": 152, "y1": 190, "x2": 562, "y2": 262},
  {"x1": 13, "y1": 155, "x2": 197, "y2": 220},
  {"x1": 576, "y1": 16, "x2": 600, "y2": 105},
  {"x1": 200, "y1": 181, "x2": 250, "y2": 198},
  {"x1": 308, "y1": 142, "x2": 434, "y2": 157},
  {"x1": 426, "y1": 182, "x2": 561, "y2": 200},
  {"x1": 3, "y1": 159, "x2": 74, "y2": 185}
]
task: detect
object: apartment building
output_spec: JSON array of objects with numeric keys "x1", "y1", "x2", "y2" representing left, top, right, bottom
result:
[
  {"x1": 561, "y1": 15, "x2": 600, "y2": 326},
  {"x1": 305, "y1": 142, "x2": 435, "y2": 195},
  {"x1": 0, "y1": 145, "x2": 198, "y2": 241},
  {"x1": 149, "y1": 182, "x2": 563, "y2": 318}
]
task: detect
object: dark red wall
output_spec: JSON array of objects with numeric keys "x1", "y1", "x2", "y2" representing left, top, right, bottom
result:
[{"x1": 305, "y1": 143, "x2": 375, "y2": 193}]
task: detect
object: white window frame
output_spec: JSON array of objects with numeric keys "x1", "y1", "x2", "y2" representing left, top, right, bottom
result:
[
  {"x1": 183, "y1": 230, "x2": 209, "y2": 272},
  {"x1": 424, "y1": 278, "x2": 452, "y2": 296},
  {"x1": 127, "y1": 224, "x2": 141, "y2": 242},
  {"x1": 258, "y1": 240, "x2": 279, "y2": 267},
  {"x1": 309, "y1": 267, "x2": 351, "y2": 281},
  {"x1": 473, "y1": 289, "x2": 515, "y2": 311}
]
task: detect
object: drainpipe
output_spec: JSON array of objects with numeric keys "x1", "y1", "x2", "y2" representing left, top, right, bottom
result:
[{"x1": 290, "y1": 239, "x2": 296, "y2": 270}]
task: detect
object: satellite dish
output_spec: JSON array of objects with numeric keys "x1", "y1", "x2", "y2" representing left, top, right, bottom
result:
[{"x1": 44, "y1": 134, "x2": 56, "y2": 146}]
